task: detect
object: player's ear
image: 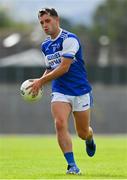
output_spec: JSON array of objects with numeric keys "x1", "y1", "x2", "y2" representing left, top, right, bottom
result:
[{"x1": 55, "y1": 16, "x2": 60, "y2": 23}]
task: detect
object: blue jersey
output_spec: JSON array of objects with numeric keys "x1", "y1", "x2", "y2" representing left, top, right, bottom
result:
[{"x1": 41, "y1": 29, "x2": 92, "y2": 96}]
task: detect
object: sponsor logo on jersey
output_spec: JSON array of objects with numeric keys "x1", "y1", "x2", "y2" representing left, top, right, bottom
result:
[{"x1": 46, "y1": 52, "x2": 61, "y2": 69}]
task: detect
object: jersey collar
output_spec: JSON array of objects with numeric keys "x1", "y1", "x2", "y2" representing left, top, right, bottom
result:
[{"x1": 50, "y1": 28, "x2": 62, "y2": 41}]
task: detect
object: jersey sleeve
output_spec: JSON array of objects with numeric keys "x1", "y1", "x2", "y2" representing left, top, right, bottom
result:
[{"x1": 61, "y1": 37, "x2": 80, "y2": 59}]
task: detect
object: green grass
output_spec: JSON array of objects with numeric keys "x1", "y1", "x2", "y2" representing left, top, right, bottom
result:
[{"x1": 0, "y1": 135, "x2": 127, "y2": 179}]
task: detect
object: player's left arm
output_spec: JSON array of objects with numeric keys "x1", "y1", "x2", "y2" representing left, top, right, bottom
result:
[
  {"x1": 27, "y1": 57, "x2": 72, "y2": 95},
  {"x1": 39, "y1": 57, "x2": 72, "y2": 84}
]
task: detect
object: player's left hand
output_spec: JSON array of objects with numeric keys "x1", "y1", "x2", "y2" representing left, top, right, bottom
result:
[{"x1": 26, "y1": 79, "x2": 42, "y2": 97}]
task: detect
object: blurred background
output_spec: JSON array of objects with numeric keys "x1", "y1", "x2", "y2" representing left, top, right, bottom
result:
[{"x1": 0, "y1": 0, "x2": 127, "y2": 134}]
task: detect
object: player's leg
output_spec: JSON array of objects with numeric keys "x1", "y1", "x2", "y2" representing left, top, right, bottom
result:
[
  {"x1": 73, "y1": 109, "x2": 96, "y2": 157},
  {"x1": 51, "y1": 101, "x2": 81, "y2": 174},
  {"x1": 73, "y1": 109, "x2": 92, "y2": 140},
  {"x1": 51, "y1": 102, "x2": 72, "y2": 153}
]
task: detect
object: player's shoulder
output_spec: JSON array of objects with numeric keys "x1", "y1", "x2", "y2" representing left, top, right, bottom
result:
[
  {"x1": 41, "y1": 37, "x2": 51, "y2": 52},
  {"x1": 61, "y1": 29, "x2": 79, "y2": 40},
  {"x1": 60, "y1": 29, "x2": 80, "y2": 45},
  {"x1": 41, "y1": 37, "x2": 51, "y2": 47}
]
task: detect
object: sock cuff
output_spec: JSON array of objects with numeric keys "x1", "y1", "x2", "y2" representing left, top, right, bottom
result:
[{"x1": 64, "y1": 152, "x2": 75, "y2": 165}]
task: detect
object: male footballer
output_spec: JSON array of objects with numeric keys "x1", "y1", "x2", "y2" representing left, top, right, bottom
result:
[{"x1": 28, "y1": 8, "x2": 96, "y2": 175}]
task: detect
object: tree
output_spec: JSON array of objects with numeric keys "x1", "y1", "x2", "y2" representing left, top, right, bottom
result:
[
  {"x1": 0, "y1": 8, "x2": 32, "y2": 32},
  {"x1": 0, "y1": 8, "x2": 13, "y2": 28},
  {"x1": 92, "y1": 0, "x2": 127, "y2": 47}
]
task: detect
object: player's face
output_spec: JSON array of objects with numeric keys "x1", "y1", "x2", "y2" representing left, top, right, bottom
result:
[{"x1": 39, "y1": 14, "x2": 59, "y2": 38}]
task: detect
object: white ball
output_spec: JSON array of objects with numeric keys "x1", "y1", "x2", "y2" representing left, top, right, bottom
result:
[{"x1": 20, "y1": 79, "x2": 43, "y2": 102}]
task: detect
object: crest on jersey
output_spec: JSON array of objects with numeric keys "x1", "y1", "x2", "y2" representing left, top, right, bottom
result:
[{"x1": 52, "y1": 43, "x2": 60, "y2": 52}]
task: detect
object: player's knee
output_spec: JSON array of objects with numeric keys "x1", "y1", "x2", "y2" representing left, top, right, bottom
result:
[
  {"x1": 77, "y1": 129, "x2": 89, "y2": 140},
  {"x1": 55, "y1": 118, "x2": 66, "y2": 131}
]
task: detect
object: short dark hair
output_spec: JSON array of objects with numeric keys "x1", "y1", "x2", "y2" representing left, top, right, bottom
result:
[{"x1": 38, "y1": 8, "x2": 58, "y2": 18}]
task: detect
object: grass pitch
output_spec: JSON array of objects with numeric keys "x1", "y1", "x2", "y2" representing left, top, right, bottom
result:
[{"x1": 0, "y1": 135, "x2": 127, "y2": 179}]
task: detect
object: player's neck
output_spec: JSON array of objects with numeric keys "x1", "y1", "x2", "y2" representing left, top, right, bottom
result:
[{"x1": 51, "y1": 28, "x2": 61, "y2": 40}]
